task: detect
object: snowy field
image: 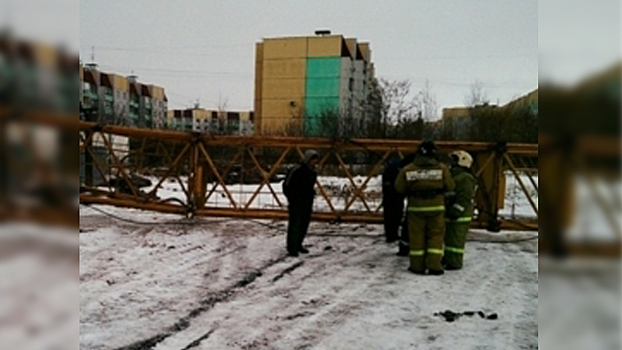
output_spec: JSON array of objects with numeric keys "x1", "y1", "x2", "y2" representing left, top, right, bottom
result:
[{"x1": 80, "y1": 205, "x2": 538, "y2": 350}]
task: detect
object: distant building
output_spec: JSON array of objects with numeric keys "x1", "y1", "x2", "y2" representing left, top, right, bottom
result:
[
  {"x1": 441, "y1": 90, "x2": 538, "y2": 140},
  {"x1": 254, "y1": 31, "x2": 375, "y2": 135},
  {"x1": 79, "y1": 65, "x2": 168, "y2": 128},
  {"x1": 167, "y1": 107, "x2": 254, "y2": 135},
  {"x1": 0, "y1": 36, "x2": 78, "y2": 113}
]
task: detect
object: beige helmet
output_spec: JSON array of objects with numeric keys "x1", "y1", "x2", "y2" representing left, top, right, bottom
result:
[{"x1": 450, "y1": 150, "x2": 473, "y2": 168}]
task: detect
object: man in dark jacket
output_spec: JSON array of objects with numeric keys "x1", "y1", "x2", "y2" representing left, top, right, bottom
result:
[
  {"x1": 382, "y1": 153, "x2": 416, "y2": 251},
  {"x1": 283, "y1": 150, "x2": 319, "y2": 257},
  {"x1": 382, "y1": 158, "x2": 404, "y2": 243}
]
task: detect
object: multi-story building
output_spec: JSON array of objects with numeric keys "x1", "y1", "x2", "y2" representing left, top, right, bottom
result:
[
  {"x1": 166, "y1": 109, "x2": 194, "y2": 132},
  {"x1": 79, "y1": 65, "x2": 168, "y2": 128},
  {"x1": 0, "y1": 36, "x2": 78, "y2": 113},
  {"x1": 167, "y1": 107, "x2": 254, "y2": 135},
  {"x1": 441, "y1": 89, "x2": 538, "y2": 140},
  {"x1": 254, "y1": 31, "x2": 375, "y2": 135}
]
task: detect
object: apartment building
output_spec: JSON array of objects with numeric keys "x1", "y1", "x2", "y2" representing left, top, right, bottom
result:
[
  {"x1": 441, "y1": 89, "x2": 538, "y2": 140},
  {"x1": 0, "y1": 36, "x2": 78, "y2": 113},
  {"x1": 79, "y1": 64, "x2": 168, "y2": 128},
  {"x1": 254, "y1": 31, "x2": 375, "y2": 135},
  {"x1": 167, "y1": 107, "x2": 254, "y2": 135}
]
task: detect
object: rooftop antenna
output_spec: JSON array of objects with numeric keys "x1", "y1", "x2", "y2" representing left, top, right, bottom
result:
[
  {"x1": 85, "y1": 45, "x2": 98, "y2": 70},
  {"x1": 128, "y1": 71, "x2": 138, "y2": 83}
]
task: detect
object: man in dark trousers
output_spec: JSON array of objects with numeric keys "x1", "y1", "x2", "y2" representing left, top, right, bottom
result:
[
  {"x1": 283, "y1": 150, "x2": 319, "y2": 257},
  {"x1": 382, "y1": 153, "x2": 416, "y2": 249},
  {"x1": 382, "y1": 157, "x2": 405, "y2": 243}
]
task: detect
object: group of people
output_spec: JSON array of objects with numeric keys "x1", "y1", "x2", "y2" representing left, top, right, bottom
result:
[
  {"x1": 282, "y1": 141, "x2": 477, "y2": 276},
  {"x1": 386, "y1": 141, "x2": 477, "y2": 275}
]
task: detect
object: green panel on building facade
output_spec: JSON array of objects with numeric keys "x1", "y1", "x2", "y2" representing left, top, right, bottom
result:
[
  {"x1": 305, "y1": 97, "x2": 340, "y2": 116},
  {"x1": 306, "y1": 57, "x2": 341, "y2": 77},
  {"x1": 306, "y1": 77, "x2": 340, "y2": 97},
  {"x1": 304, "y1": 57, "x2": 342, "y2": 136},
  {"x1": 304, "y1": 96, "x2": 339, "y2": 135}
]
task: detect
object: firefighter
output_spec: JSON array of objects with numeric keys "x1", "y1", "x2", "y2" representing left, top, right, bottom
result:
[
  {"x1": 283, "y1": 150, "x2": 319, "y2": 257},
  {"x1": 442, "y1": 150, "x2": 477, "y2": 270},
  {"x1": 395, "y1": 141, "x2": 455, "y2": 275},
  {"x1": 382, "y1": 153, "x2": 415, "y2": 244}
]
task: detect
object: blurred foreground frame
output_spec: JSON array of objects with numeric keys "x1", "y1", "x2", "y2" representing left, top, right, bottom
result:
[
  {"x1": 540, "y1": 62, "x2": 622, "y2": 258},
  {"x1": 0, "y1": 33, "x2": 80, "y2": 228}
]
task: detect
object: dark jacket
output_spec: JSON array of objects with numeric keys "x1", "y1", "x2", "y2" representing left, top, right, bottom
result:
[
  {"x1": 383, "y1": 160, "x2": 403, "y2": 193},
  {"x1": 283, "y1": 163, "x2": 317, "y2": 206},
  {"x1": 383, "y1": 154, "x2": 416, "y2": 194}
]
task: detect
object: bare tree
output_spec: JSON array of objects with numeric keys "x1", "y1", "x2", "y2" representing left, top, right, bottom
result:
[
  {"x1": 360, "y1": 78, "x2": 420, "y2": 138},
  {"x1": 360, "y1": 78, "x2": 439, "y2": 138},
  {"x1": 216, "y1": 94, "x2": 229, "y2": 135},
  {"x1": 217, "y1": 94, "x2": 228, "y2": 112},
  {"x1": 464, "y1": 80, "x2": 490, "y2": 107},
  {"x1": 415, "y1": 80, "x2": 439, "y2": 121}
]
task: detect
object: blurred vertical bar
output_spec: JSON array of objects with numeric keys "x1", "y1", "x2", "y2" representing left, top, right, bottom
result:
[
  {"x1": 539, "y1": 0, "x2": 621, "y2": 349},
  {"x1": 0, "y1": 0, "x2": 79, "y2": 349}
]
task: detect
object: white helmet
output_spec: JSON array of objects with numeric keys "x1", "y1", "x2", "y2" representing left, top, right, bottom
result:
[{"x1": 450, "y1": 150, "x2": 473, "y2": 168}]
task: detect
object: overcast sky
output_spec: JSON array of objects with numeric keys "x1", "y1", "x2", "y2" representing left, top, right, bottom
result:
[{"x1": 79, "y1": 0, "x2": 538, "y2": 114}]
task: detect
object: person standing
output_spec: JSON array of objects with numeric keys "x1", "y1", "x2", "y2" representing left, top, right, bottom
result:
[
  {"x1": 382, "y1": 158, "x2": 405, "y2": 243},
  {"x1": 383, "y1": 153, "x2": 417, "y2": 245},
  {"x1": 443, "y1": 150, "x2": 477, "y2": 270},
  {"x1": 395, "y1": 141, "x2": 455, "y2": 275},
  {"x1": 283, "y1": 150, "x2": 319, "y2": 257}
]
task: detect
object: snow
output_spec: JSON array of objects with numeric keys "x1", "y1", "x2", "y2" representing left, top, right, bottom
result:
[
  {"x1": 539, "y1": 257, "x2": 621, "y2": 350},
  {"x1": 0, "y1": 223, "x2": 78, "y2": 350},
  {"x1": 565, "y1": 176, "x2": 622, "y2": 241},
  {"x1": 80, "y1": 208, "x2": 538, "y2": 350}
]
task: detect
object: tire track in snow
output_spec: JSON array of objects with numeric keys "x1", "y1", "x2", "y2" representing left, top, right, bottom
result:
[{"x1": 114, "y1": 254, "x2": 290, "y2": 350}]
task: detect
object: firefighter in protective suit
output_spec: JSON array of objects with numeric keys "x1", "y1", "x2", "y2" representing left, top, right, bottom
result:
[
  {"x1": 442, "y1": 150, "x2": 477, "y2": 270},
  {"x1": 395, "y1": 141, "x2": 455, "y2": 275}
]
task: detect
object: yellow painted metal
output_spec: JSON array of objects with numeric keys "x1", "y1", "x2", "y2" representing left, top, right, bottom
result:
[
  {"x1": 308, "y1": 35, "x2": 343, "y2": 57},
  {"x1": 263, "y1": 37, "x2": 308, "y2": 59}
]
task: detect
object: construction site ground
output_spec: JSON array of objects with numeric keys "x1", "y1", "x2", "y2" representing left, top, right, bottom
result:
[{"x1": 79, "y1": 206, "x2": 538, "y2": 350}]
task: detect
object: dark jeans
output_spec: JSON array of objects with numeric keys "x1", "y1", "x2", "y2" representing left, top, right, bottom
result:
[
  {"x1": 287, "y1": 202, "x2": 312, "y2": 253},
  {"x1": 383, "y1": 192, "x2": 404, "y2": 242}
]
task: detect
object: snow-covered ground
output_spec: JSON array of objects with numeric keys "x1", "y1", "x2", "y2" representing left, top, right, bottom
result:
[{"x1": 80, "y1": 206, "x2": 538, "y2": 350}]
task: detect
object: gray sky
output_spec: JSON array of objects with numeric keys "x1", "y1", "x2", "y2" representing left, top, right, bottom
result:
[{"x1": 79, "y1": 0, "x2": 538, "y2": 114}]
